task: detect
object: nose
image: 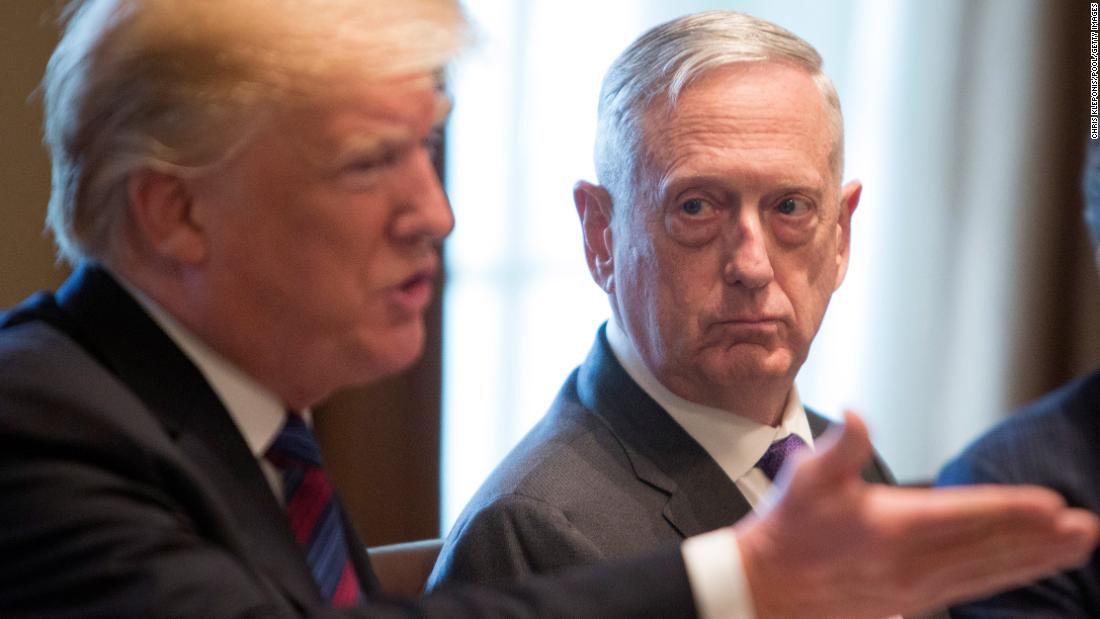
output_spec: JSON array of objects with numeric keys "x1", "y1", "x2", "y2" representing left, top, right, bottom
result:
[
  {"x1": 722, "y1": 211, "x2": 774, "y2": 289},
  {"x1": 389, "y1": 149, "x2": 455, "y2": 244}
]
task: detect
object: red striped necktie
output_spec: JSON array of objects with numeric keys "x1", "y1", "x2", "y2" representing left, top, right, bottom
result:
[{"x1": 266, "y1": 412, "x2": 363, "y2": 607}]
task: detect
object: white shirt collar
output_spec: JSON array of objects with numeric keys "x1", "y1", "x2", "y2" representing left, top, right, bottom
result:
[
  {"x1": 112, "y1": 272, "x2": 288, "y2": 458},
  {"x1": 605, "y1": 316, "x2": 814, "y2": 482}
]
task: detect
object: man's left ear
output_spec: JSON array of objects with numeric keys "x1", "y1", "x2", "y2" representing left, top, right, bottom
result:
[{"x1": 834, "y1": 180, "x2": 862, "y2": 289}]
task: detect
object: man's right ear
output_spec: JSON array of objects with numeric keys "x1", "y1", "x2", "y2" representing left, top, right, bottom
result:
[
  {"x1": 573, "y1": 180, "x2": 615, "y2": 293},
  {"x1": 125, "y1": 169, "x2": 206, "y2": 265}
]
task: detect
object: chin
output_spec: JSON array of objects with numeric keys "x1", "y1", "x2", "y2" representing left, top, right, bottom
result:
[
  {"x1": 703, "y1": 347, "x2": 795, "y2": 382},
  {"x1": 364, "y1": 321, "x2": 426, "y2": 378}
]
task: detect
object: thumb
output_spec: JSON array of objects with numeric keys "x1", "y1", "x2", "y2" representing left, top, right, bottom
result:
[{"x1": 804, "y1": 410, "x2": 873, "y2": 485}]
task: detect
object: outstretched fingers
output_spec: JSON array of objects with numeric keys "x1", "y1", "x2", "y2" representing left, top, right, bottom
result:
[
  {"x1": 736, "y1": 411, "x2": 1100, "y2": 619},
  {"x1": 778, "y1": 410, "x2": 873, "y2": 496},
  {"x1": 893, "y1": 501, "x2": 1097, "y2": 602}
]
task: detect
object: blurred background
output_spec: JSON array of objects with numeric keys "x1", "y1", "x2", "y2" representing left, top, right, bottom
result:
[{"x1": 3, "y1": 0, "x2": 1098, "y2": 544}]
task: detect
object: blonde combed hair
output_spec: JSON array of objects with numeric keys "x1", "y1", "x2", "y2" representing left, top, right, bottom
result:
[{"x1": 43, "y1": 0, "x2": 470, "y2": 264}]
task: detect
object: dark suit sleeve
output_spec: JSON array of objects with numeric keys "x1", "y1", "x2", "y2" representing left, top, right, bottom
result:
[
  {"x1": 0, "y1": 388, "x2": 288, "y2": 618},
  {"x1": 429, "y1": 494, "x2": 611, "y2": 589},
  {"x1": 0, "y1": 436, "x2": 695, "y2": 619},
  {"x1": 0, "y1": 422, "x2": 695, "y2": 619},
  {"x1": 0, "y1": 356, "x2": 696, "y2": 618},
  {"x1": 937, "y1": 453, "x2": 1093, "y2": 618}
]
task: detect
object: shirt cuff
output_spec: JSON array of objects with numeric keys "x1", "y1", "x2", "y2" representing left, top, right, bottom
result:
[{"x1": 681, "y1": 527, "x2": 756, "y2": 619}]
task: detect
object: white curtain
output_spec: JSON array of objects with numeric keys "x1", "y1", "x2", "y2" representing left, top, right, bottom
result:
[{"x1": 441, "y1": 0, "x2": 1081, "y2": 531}]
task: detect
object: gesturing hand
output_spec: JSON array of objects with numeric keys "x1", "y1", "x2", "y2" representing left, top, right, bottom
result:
[{"x1": 735, "y1": 411, "x2": 1099, "y2": 619}]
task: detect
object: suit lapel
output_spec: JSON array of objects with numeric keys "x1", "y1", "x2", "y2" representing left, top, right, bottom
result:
[
  {"x1": 805, "y1": 410, "x2": 896, "y2": 485},
  {"x1": 54, "y1": 264, "x2": 324, "y2": 611},
  {"x1": 574, "y1": 324, "x2": 895, "y2": 539},
  {"x1": 342, "y1": 509, "x2": 381, "y2": 594},
  {"x1": 576, "y1": 324, "x2": 753, "y2": 538}
]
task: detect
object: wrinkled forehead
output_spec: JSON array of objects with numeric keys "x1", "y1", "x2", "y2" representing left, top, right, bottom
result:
[
  {"x1": 636, "y1": 62, "x2": 840, "y2": 186},
  {"x1": 301, "y1": 80, "x2": 450, "y2": 147},
  {"x1": 234, "y1": 74, "x2": 450, "y2": 172}
]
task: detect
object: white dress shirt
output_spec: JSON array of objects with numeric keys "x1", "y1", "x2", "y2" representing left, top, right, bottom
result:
[
  {"x1": 606, "y1": 318, "x2": 814, "y2": 619},
  {"x1": 607, "y1": 319, "x2": 900, "y2": 619},
  {"x1": 115, "y1": 273, "x2": 292, "y2": 500}
]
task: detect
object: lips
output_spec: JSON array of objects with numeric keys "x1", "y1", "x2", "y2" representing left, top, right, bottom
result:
[
  {"x1": 390, "y1": 265, "x2": 438, "y2": 313},
  {"x1": 719, "y1": 315, "x2": 783, "y2": 325},
  {"x1": 705, "y1": 317, "x2": 783, "y2": 345},
  {"x1": 724, "y1": 317, "x2": 781, "y2": 324},
  {"x1": 717, "y1": 318, "x2": 782, "y2": 333}
]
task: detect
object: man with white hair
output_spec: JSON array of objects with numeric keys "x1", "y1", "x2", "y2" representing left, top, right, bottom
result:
[
  {"x1": 431, "y1": 10, "x2": 1088, "y2": 617},
  {"x1": 0, "y1": 2, "x2": 1095, "y2": 618}
]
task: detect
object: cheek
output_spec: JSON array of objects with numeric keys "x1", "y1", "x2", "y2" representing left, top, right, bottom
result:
[
  {"x1": 238, "y1": 225, "x2": 381, "y2": 333},
  {"x1": 649, "y1": 244, "x2": 720, "y2": 347},
  {"x1": 776, "y1": 238, "x2": 839, "y2": 330},
  {"x1": 292, "y1": 205, "x2": 388, "y2": 290}
]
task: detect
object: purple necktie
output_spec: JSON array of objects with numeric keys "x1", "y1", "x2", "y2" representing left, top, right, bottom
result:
[
  {"x1": 265, "y1": 413, "x2": 363, "y2": 607},
  {"x1": 755, "y1": 434, "x2": 808, "y2": 481}
]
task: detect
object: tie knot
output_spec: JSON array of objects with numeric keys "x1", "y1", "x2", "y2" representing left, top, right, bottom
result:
[
  {"x1": 756, "y1": 434, "x2": 807, "y2": 481},
  {"x1": 266, "y1": 412, "x2": 323, "y2": 469}
]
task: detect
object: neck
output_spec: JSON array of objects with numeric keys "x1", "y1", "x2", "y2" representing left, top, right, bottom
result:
[
  {"x1": 606, "y1": 316, "x2": 795, "y2": 427},
  {"x1": 111, "y1": 260, "x2": 327, "y2": 410},
  {"x1": 661, "y1": 372, "x2": 792, "y2": 426}
]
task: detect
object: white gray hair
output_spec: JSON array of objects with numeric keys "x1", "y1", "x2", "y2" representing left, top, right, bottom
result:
[
  {"x1": 594, "y1": 10, "x2": 844, "y2": 204},
  {"x1": 42, "y1": 0, "x2": 469, "y2": 265}
]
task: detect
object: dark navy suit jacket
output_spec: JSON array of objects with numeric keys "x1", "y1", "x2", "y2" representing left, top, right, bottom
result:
[
  {"x1": 0, "y1": 264, "x2": 696, "y2": 618},
  {"x1": 938, "y1": 369, "x2": 1100, "y2": 617}
]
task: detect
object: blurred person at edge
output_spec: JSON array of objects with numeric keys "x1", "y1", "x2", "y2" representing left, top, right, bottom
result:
[{"x1": 938, "y1": 137, "x2": 1100, "y2": 618}]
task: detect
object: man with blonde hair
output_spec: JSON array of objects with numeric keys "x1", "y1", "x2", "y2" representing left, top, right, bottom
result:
[{"x1": 0, "y1": 2, "x2": 1095, "y2": 618}]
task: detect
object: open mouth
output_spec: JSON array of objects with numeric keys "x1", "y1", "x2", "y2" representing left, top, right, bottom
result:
[{"x1": 392, "y1": 270, "x2": 436, "y2": 312}]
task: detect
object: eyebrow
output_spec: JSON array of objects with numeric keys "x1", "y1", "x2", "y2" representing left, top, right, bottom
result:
[
  {"x1": 339, "y1": 129, "x2": 410, "y2": 158},
  {"x1": 651, "y1": 173, "x2": 827, "y2": 209},
  {"x1": 348, "y1": 95, "x2": 451, "y2": 152},
  {"x1": 320, "y1": 92, "x2": 453, "y2": 168},
  {"x1": 658, "y1": 173, "x2": 826, "y2": 201}
]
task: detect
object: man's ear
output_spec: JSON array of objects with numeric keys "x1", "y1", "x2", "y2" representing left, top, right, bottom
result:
[
  {"x1": 125, "y1": 169, "x2": 206, "y2": 265},
  {"x1": 574, "y1": 180, "x2": 615, "y2": 293},
  {"x1": 833, "y1": 179, "x2": 862, "y2": 290}
]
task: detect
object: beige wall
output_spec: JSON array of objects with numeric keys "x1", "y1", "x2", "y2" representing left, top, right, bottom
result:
[{"x1": 0, "y1": 1, "x2": 67, "y2": 307}]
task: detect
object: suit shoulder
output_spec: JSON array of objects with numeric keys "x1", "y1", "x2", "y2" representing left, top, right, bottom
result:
[
  {"x1": 468, "y1": 390, "x2": 633, "y2": 507},
  {"x1": 938, "y1": 369, "x2": 1100, "y2": 495},
  {"x1": 0, "y1": 319, "x2": 103, "y2": 384},
  {"x1": 0, "y1": 321, "x2": 171, "y2": 462}
]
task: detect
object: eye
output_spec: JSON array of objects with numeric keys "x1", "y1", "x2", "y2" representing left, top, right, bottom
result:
[
  {"x1": 769, "y1": 195, "x2": 818, "y2": 245},
  {"x1": 680, "y1": 198, "x2": 709, "y2": 216},
  {"x1": 348, "y1": 149, "x2": 398, "y2": 173},
  {"x1": 666, "y1": 196, "x2": 720, "y2": 246},
  {"x1": 775, "y1": 197, "x2": 812, "y2": 216}
]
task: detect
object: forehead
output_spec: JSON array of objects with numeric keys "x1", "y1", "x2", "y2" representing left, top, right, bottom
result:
[
  {"x1": 639, "y1": 62, "x2": 835, "y2": 194},
  {"x1": 277, "y1": 75, "x2": 449, "y2": 155}
]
